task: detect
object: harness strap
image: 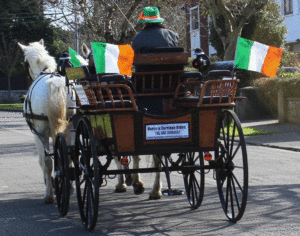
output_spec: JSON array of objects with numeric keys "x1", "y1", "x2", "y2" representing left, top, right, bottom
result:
[
  {"x1": 23, "y1": 113, "x2": 48, "y2": 121},
  {"x1": 24, "y1": 74, "x2": 52, "y2": 154}
]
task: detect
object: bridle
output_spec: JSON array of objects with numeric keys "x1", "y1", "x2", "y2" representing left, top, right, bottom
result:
[{"x1": 25, "y1": 60, "x2": 48, "y2": 81}]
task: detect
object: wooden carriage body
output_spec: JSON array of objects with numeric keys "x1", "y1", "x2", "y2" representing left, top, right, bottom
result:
[
  {"x1": 66, "y1": 49, "x2": 238, "y2": 157},
  {"x1": 57, "y1": 48, "x2": 247, "y2": 231}
]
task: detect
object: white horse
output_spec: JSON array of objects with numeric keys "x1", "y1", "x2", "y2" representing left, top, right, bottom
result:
[
  {"x1": 18, "y1": 39, "x2": 76, "y2": 203},
  {"x1": 82, "y1": 43, "x2": 162, "y2": 199}
]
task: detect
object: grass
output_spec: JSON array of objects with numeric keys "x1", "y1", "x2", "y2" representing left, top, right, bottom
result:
[
  {"x1": 0, "y1": 103, "x2": 23, "y2": 111},
  {"x1": 225, "y1": 125, "x2": 274, "y2": 136}
]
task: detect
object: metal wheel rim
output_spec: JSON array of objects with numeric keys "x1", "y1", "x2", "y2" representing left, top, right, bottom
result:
[
  {"x1": 74, "y1": 118, "x2": 99, "y2": 232},
  {"x1": 54, "y1": 133, "x2": 70, "y2": 217},
  {"x1": 216, "y1": 110, "x2": 248, "y2": 222},
  {"x1": 183, "y1": 152, "x2": 205, "y2": 209}
]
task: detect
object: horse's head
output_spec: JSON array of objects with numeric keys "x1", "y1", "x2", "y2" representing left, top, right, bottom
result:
[
  {"x1": 18, "y1": 39, "x2": 57, "y2": 80},
  {"x1": 81, "y1": 43, "x2": 96, "y2": 74}
]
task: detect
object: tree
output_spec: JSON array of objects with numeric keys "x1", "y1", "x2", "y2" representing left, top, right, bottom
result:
[
  {"x1": 0, "y1": 0, "x2": 55, "y2": 99},
  {"x1": 209, "y1": 0, "x2": 287, "y2": 60},
  {"x1": 44, "y1": 0, "x2": 187, "y2": 47},
  {"x1": 204, "y1": 0, "x2": 270, "y2": 60}
]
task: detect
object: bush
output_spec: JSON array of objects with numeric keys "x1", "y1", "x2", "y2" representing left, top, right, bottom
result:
[{"x1": 252, "y1": 76, "x2": 300, "y2": 117}]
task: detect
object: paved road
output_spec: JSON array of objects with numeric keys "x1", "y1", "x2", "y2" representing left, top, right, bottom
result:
[{"x1": 1, "y1": 111, "x2": 300, "y2": 235}]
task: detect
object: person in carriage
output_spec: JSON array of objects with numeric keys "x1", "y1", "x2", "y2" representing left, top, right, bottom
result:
[
  {"x1": 132, "y1": 6, "x2": 181, "y2": 116},
  {"x1": 132, "y1": 6, "x2": 178, "y2": 55}
]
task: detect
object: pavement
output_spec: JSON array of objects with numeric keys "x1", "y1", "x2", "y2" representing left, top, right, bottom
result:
[{"x1": 241, "y1": 119, "x2": 300, "y2": 152}]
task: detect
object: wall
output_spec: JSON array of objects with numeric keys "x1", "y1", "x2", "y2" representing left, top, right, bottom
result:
[
  {"x1": 235, "y1": 87, "x2": 277, "y2": 121},
  {"x1": 0, "y1": 90, "x2": 27, "y2": 103},
  {"x1": 278, "y1": 88, "x2": 300, "y2": 123}
]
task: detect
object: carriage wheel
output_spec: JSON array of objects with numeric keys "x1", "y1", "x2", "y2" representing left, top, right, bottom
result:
[
  {"x1": 74, "y1": 117, "x2": 100, "y2": 232},
  {"x1": 54, "y1": 133, "x2": 70, "y2": 217},
  {"x1": 182, "y1": 152, "x2": 205, "y2": 208},
  {"x1": 216, "y1": 110, "x2": 248, "y2": 222}
]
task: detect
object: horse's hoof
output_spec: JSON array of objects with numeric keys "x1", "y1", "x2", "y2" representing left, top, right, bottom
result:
[
  {"x1": 115, "y1": 184, "x2": 127, "y2": 193},
  {"x1": 44, "y1": 196, "x2": 55, "y2": 204},
  {"x1": 149, "y1": 191, "x2": 162, "y2": 200},
  {"x1": 125, "y1": 175, "x2": 133, "y2": 186},
  {"x1": 133, "y1": 183, "x2": 145, "y2": 195}
]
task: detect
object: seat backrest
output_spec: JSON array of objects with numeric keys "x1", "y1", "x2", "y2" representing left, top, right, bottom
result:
[
  {"x1": 133, "y1": 47, "x2": 188, "y2": 71},
  {"x1": 133, "y1": 47, "x2": 189, "y2": 93}
]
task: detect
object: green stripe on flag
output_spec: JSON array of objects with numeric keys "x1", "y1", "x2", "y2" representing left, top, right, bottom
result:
[
  {"x1": 91, "y1": 42, "x2": 106, "y2": 74},
  {"x1": 234, "y1": 37, "x2": 254, "y2": 70},
  {"x1": 69, "y1": 48, "x2": 81, "y2": 67}
]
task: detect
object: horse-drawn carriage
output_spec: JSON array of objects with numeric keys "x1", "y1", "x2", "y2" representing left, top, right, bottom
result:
[{"x1": 19, "y1": 40, "x2": 248, "y2": 232}]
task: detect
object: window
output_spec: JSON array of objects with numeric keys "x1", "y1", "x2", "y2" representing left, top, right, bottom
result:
[
  {"x1": 284, "y1": 0, "x2": 293, "y2": 15},
  {"x1": 190, "y1": 6, "x2": 200, "y2": 31}
]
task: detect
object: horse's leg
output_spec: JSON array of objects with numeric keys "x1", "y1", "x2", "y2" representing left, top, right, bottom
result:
[
  {"x1": 34, "y1": 135, "x2": 54, "y2": 204},
  {"x1": 114, "y1": 157, "x2": 127, "y2": 193},
  {"x1": 149, "y1": 154, "x2": 162, "y2": 200},
  {"x1": 132, "y1": 155, "x2": 145, "y2": 195}
]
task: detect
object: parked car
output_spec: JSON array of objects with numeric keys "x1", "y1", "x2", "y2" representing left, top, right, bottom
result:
[{"x1": 281, "y1": 67, "x2": 300, "y2": 73}]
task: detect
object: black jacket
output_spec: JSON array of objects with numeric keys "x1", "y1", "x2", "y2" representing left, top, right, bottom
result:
[{"x1": 132, "y1": 24, "x2": 178, "y2": 54}]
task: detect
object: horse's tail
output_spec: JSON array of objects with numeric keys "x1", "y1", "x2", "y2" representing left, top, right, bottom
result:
[{"x1": 46, "y1": 78, "x2": 68, "y2": 139}]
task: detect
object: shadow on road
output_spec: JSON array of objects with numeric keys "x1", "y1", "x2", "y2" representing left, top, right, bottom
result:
[{"x1": 1, "y1": 183, "x2": 300, "y2": 235}]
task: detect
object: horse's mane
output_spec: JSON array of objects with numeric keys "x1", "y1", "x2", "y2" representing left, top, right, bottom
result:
[{"x1": 24, "y1": 42, "x2": 57, "y2": 73}]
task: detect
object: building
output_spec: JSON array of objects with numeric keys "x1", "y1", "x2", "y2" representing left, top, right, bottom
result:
[
  {"x1": 182, "y1": 1, "x2": 210, "y2": 57},
  {"x1": 277, "y1": 0, "x2": 300, "y2": 51}
]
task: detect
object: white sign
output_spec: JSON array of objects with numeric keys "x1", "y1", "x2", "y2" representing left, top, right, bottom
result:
[
  {"x1": 145, "y1": 122, "x2": 190, "y2": 140},
  {"x1": 74, "y1": 85, "x2": 90, "y2": 105}
]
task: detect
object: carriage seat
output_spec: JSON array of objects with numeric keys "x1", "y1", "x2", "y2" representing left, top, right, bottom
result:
[
  {"x1": 175, "y1": 95, "x2": 230, "y2": 105},
  {"x1": 132, "y1": 47, "x2": 201, "y2": 95},
  {"x1": 209, "y1": 61, "x2": 235, "y2": 71},
  {"x1": 97, "y1": 100, "x2": 133, "y2": 109},
  {"x1": 174, "y1": 79, "x2": 238, "y2": 108},
  {"x1": 207, "y1": 70, "x2": 232, "y2": 77}
]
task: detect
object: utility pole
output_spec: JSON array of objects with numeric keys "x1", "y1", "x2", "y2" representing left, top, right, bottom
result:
[{"x1": 74, "y1": 13, "x2": 79, "y2": 52}]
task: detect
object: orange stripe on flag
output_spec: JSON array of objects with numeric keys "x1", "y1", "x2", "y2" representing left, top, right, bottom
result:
[
  {"x1": 261, "y1": 46, "x2": 283, "y2": 78},
  {"x1": 118, "y1": 45, "x2": 134, "y2": 76}
]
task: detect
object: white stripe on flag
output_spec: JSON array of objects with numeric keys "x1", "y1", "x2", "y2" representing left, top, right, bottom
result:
[
  {"x1": 105, "y1": 44, "x2": 120, "y2": 73},
  {"x1": 75, "y1": 55, "x2": 88, "y2": 66},
  {"x1": 248, "y1": 42, "x2": 269, "y2": 72}
]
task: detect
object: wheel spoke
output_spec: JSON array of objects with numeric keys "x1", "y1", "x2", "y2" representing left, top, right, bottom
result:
[
  {"x1": 183, "y1": 152, "x2": 204, "y2": 209},
  {"x1": 189, "y1": 174, "x2": 194, "y2": 203},
  {"x1": 231, "y1": 175, "x2": 241, "y2": 211},
  {"x1": 229, "y1": 174, "x2": 235, "y2": 218},
  {"x1": 232, "y1": 172, "x2": 244, "y2": 193},
  {"x1": 83, "y1": 179, "x2": 88, "y2": 206},
  {"x1": 229, "y1": 142, "x2": 241, "y2": 163},
  {"x1": 221, "y1": 122, "x2": 228, "y2": 148},
  {"x1": 230, "y1": 122, "x2": 236, "y2": 157}
]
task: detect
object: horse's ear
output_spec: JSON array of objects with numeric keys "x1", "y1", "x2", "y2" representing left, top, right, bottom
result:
[
  {"x1": 39, "y1": 39, "x2": 44, "y2": 46},
  {"x1": 82, "y1": 43, "x2": 90, "y2": 58},
  {"x1": 18, "y1": 42, "x2": 27, "y2": 51}
]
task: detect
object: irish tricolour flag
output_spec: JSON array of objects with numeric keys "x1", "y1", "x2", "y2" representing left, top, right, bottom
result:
[
  {"x1": 234, "y1": 37, "x2": 283, "y2": 78},
  {"x1": 69, "y1": 47, "x2": 88, "y2": 67},
  {"x1": 91, "y1": 42, "x2": 134, "y2": 76}
]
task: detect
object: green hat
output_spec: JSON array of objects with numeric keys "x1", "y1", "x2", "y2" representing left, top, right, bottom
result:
[{"x1": 138, "y1": 7, "x2": 164, "y2": 23}]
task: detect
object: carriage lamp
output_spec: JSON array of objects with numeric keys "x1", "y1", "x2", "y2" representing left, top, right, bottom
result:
[
  {"x1": 204, "y1": 152, "x2": 212, "y2": 161},
  {"x1": 192, "y1": 48, "x2": 211, "y2": 72},
  {"x1": 57, "y1": 52, "x2": 73, "y2": 76},
  {"x1": 120, "y1": 156, "x2": 129, "y2": 166}
]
